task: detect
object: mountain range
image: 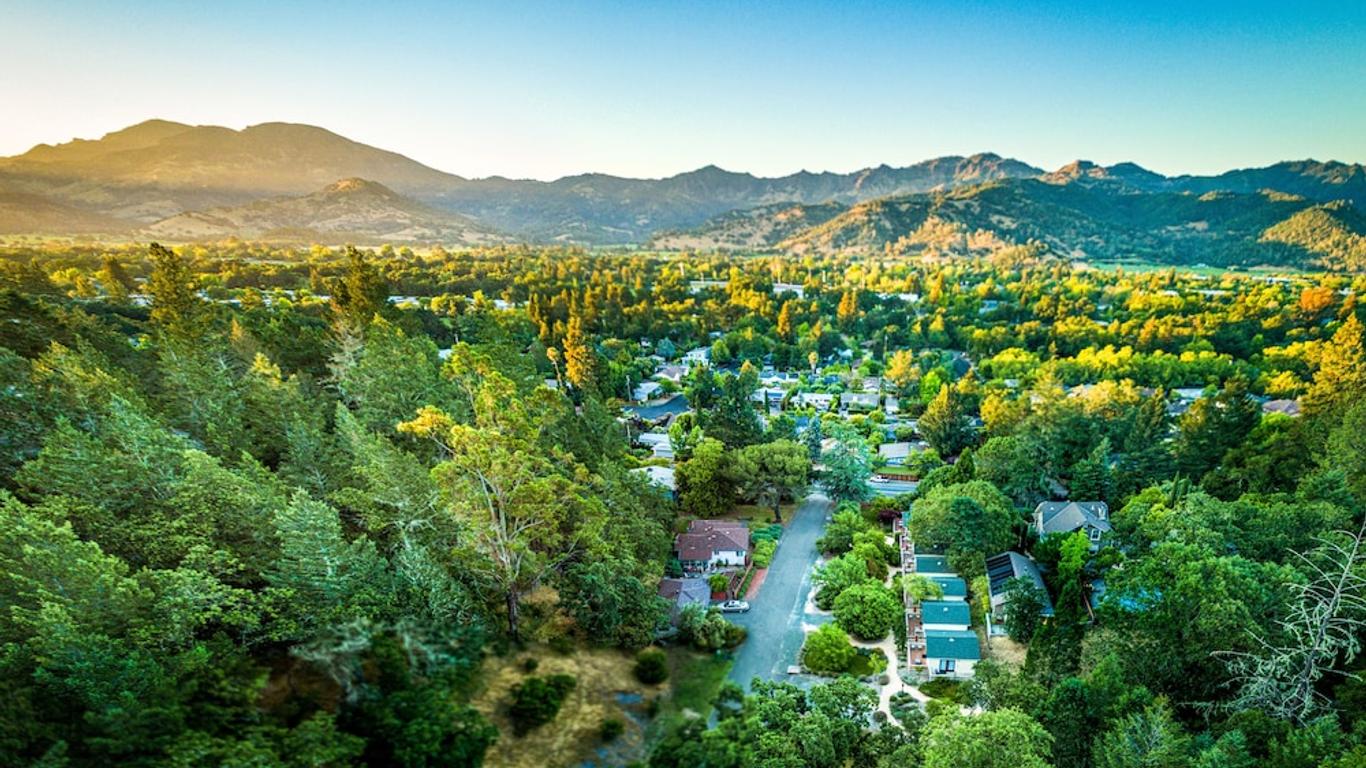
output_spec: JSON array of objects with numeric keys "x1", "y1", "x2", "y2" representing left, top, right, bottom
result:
[{"x1": 1, "y1": 119, "x2": 1364, "y2": 267}]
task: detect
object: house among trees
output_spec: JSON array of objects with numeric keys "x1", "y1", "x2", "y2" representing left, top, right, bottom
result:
[
  {"x1": 928, "y1": 574, "x2": 968, "y2": 600},
  {"x1": 920, "y1": 600, "x2": 971, "y2": 631},
  {"x1": 632, "y1": 465, "x2": 677, "y2": 497},
  {"x1": 924, "y1": 629, "x2": 980, "y2": 679},
  {"x1": 674, "y1": 520, "x2": 750, "y2": 573},
  {"x1": 985, "y1": 551, "x2": 1054, "y2": 635},
  {"x1": 1033, "y1": 500, "x2": 1111, "y2": 549},
  {"x1": 632, "y1": 380, "x2": 663, "y2": 402},
  {"x1": 657, "y1": 577, "x2": 710, "y2": 621}
]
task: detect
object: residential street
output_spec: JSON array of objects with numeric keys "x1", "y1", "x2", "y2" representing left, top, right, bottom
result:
[{"x1": 726, "y1": 490, "x2": 834, "y2": 691}]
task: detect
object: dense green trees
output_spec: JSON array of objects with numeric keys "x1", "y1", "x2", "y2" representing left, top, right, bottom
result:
[{"x1": 6, "y1": 241, "x2": 1366, "y2": 767}]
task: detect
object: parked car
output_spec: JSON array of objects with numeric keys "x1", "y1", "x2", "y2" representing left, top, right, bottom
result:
[{"x1": 719, "y1": 600, "x2": 751, "y2": 613}]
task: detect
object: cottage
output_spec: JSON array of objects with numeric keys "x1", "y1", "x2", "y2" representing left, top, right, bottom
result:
[
  {"x1": 1262, "y1": 399, "x2": 1301, "y2": 417},
  {"x1": 1034, "y1": 501, "x2": 1111, "y2": 549},
  {"x1": 878, "y1": 442, "x2": 915, "y2": 466},
  {"x1": 985, "y1": 551, "x2": 1053, "y2": 635},
  {"x1": 928, "y1": 575, "x2": 968, "y2": 601},
  {"x1": 675, "y1": 520, "x2": 750, "y2": 573},
  {"x1": 682, "y1": 347, "x2": 712, "y2": 367},
  {"x1": 920, "y1": 600, "x2": 971, "y2": 631},
  {"x1": 840, "y1": 392, "x2": 880, "y2": 412},
  {"x1": 924, "y1": 629, "x2": 980, "y2": 679},
  {"x1": 632, "y1": 380, "x2": 663, "y2": 402},
  {"x1": 632, "y1": 465, "x2": 677, "y2": 496},
  {"x1": 656, "y1": 364, "x2": 688, "y2": 383},
  {"x1": 796, "y1": 392, "x2": 835, "y2": 411},
  {"x1": 914, "y1": 555, "x2": 953, "y2": 577},
  {"x1": 658, "y1": 577, "x2": 709, "y2": 620}
]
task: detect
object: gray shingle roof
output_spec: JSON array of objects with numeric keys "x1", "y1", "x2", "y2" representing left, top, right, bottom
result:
[{"x1": 1035, "y1": 501, "x2": 1111, "y2": 536}]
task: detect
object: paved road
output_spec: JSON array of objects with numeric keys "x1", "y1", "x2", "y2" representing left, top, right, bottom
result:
[
  {"x1": 726, "y1": 490, "x2": 834, "y2": 691},
  {"x1": 870, "y1": 479, "x2": 918, "y2": 498}
]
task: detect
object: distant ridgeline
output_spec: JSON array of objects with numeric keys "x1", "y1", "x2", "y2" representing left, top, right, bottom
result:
[{"x1": 0, "y1": 120, "x2": 1364, "y2": 268}]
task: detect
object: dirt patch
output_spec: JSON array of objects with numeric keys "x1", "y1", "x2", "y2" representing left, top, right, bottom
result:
[
  {"x1": 986, "y1": 634, "x2": 1028, "y2": 668},
  {"x1": 471, "y1": 645, "x2": 663, "y2": 768}
]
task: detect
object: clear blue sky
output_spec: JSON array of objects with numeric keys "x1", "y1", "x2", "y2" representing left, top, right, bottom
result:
[{"x1": 3, "y1": 0, "x2": 1364, "y2": 180}]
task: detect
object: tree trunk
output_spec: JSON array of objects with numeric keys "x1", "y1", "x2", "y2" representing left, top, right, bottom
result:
[{"x1": 506, "y1": 590, "x2": 521, "y2": 642}]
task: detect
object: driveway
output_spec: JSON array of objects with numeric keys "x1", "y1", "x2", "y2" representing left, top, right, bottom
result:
[{"x1": 726, "y1": 490, "x2": 833, "y2": 691}]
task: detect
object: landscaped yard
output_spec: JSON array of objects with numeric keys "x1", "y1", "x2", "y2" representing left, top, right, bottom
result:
[{"x1": 725, "y1": 501, "x2": 798, "y2": 526}]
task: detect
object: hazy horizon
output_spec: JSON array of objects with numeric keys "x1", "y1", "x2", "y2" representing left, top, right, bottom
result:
[{"x1": 4, "y1": 0, "x2": 1365, "y2": 181}]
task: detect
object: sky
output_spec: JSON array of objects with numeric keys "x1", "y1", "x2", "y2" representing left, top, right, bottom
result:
[{"x1": 3, "y1": 0, "x2": 1364, "y2": 180}]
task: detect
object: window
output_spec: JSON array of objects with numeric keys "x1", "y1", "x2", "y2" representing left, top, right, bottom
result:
[
  {"x1": 1089, "y1": 527, "x2": 1102, "y2": 542},
  {"x1": 937, "y1": 659, "x2": 955, "y2": 674}
]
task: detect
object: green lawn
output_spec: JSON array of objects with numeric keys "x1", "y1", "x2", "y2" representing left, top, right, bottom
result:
[{"x1": 650, "y1": 649, "x2": 733, "y2": 737}]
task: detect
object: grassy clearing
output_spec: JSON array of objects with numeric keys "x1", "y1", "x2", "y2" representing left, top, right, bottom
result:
[
  {"x1": 471, "y1": 645, "x2": 662, "y2": 768},
  {"x1": 650, "y1": 648, "x2": 733, "y2": 735},
  {"x1": 987, "y1": 633, "x2": 1028, "y2": 668}
]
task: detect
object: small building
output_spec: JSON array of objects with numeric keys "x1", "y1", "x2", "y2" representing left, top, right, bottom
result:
[
  {"x1": 772, "y1": 282, "x2": 805, "y2": 298},
  {"x1": 928, "y1": 575, "x2": 968, "y2": 601},
  {"x1": 632, "y1": 380, "x2": 663, "y2": 402},
  {"x1": 796, "y1": 392, "x2": 835, "y2": 411},
  {"x1": 658, "y1": 577, "x2": 710, "y2": 620},
  {"x1": 656, "y1": 364, "x2": 688, "y2": 383},
  {"x1": 682, "y1": 347, "x2": 712, "y2": 367},
  {"x1": 985, "y1": 551, "x2": 1054, "y2": 635},
  {"x1": 632, "y1": 465, "x2": 677, "y2": 496},
  {"x1": 1034, "y1": 501, "x2": 1111, "y2": 549},
  {"x1": 914, "y1": 555, "x2": 953, "y2": 577},
  {"x1": 920, "y1": 600, "x2": 971, "y2": 631},
  {"x1": 924, "y1": 629, "x2": 980, "y2": 679},
  {"x1": 675, "y1": 520, "x2": 750, "y2": 573},
  {"x1": 1262, "y1": 399, "x2": 1301, "y2": 417},
  {"x1": 840, "y1": 392, "x2": 880, "y2": 412},
  {"x1": 878, "y1": 442, "x2": 914, "y2": 466}
]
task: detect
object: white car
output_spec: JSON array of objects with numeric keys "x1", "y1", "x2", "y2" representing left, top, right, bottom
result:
[
  {"x1": 719, "y1": 600, "x2": 751, "y2": 613},
  {"x1": 870, "y1": 476, "x2": 890, "y2": 484}
]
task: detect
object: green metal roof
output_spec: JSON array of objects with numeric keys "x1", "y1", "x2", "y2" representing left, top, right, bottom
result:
[
  {"x1": 930, "y1": 575, "x2": 967, "y2": 597},
  {"x1": 920, "y1": 600, "x2": 970, "y2": 626},
  {"x1": 925, "y1": 629, "x2": 980, "y2": 660},
  {"x1": 915, "y1": 555, "x2": 951, "y2": 574}
]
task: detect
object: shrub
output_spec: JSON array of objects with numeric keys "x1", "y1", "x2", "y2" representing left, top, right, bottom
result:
[
  {"x1": 802, "y1": 623, "x2": 857, "y2": 674},
  {"x1": 548, "y1": 633, "x2": 576, "y2": 656},
  {"x1": 753, "y1": 539, "x2": 778, "y2": 567},
  {"x1": 708, "y1": 573, "x2": 730, "y2": 594},
  {"x1": 833, "y1": 581, "x2": 901, "y2": 641},
  {"x1": 634, "y1": 647, "x2": 669, "y2": 685},
  {"x1": 508, "y1": 674, "x2": 577, "y2": 735},
  {"x1": 600, "y1": 718, "x2": 625, "y2": 742},
  {"x1": 724, "y1": 622, "x2": 748, "y2": 648},
  {"x1": 522, "y1": 657, "x2": 539, "y2": 673}
]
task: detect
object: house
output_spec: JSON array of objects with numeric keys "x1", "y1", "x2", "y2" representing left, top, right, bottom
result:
[
  {"x1": 1262, "y1": 399, "x2": 1301, "y2": 417},
  {"x1": 656, "y1": 364, "x2": 688, "y2": 383},
  {"x1": 884, "y1": 395, "x2": 900, "y2": 415},
  {"x1": 796, "y1": 392, "x2": 835, "y2": 411},
  {"x1": 924, "y1": 629, "x2": 980, "y2": 679},
  {"x1": 841, "y1": 392, "x2": 880, "y2": 412},
  {"x1": 637, "y1": 432, "x2": 674, "y2": 460},
  {"x1": 985, "y1": 551, "x2": 1054, "y2": 635},
  {"x1": 928, "y1": 575, "x2": 968, "y2": 600},
  {"x1": 772, "y1": 282, "x2": 805, "y2": 298},
  {"x1": 632, "y1": 380, "x2": 663, "y2": 402},
  {"x1": 1034, "y1": 501, "x2": 1112, "y2": 549},
  {"x1": 682, "y1": 347, "x2": 712, "y2": 367},
  {"x1": 675, "y1": 520, "x2": 750, "y2": 573},
  {"x1": 914, "y1": 555, "x2": 953, "y2": 577},
  {"x1": 632, "y1": 465, "x2": 677, "y2": 497},
  {"x1": 658, "y1": 577, "x2": 709, "y2": 620},
  {"x1": 920, "y1": 600, "x2": 971, "y2": 631},
  {"x1": 878, "y1": 441, "x2": 914, "y2": 466}
]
